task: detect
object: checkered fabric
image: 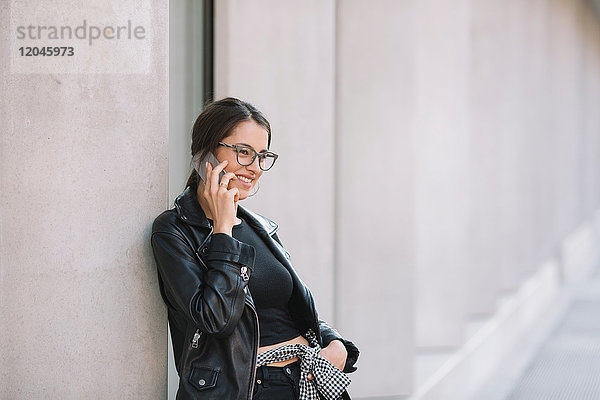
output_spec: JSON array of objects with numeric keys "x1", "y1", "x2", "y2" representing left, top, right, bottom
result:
[{"x1": 256, "y1": 330, "x2": 351, "y2": 400}]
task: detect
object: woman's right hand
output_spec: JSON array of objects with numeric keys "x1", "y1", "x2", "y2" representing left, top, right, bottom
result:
[{"x1": 201, "y1": 160, "x2": 239, "y2": 236}]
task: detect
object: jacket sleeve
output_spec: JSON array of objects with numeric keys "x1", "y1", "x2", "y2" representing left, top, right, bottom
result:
[
  {"x1": 272, "y1": 232, "x2": 360, "y2": 373},
  {"x1": 151, "y1": 218, "x2": 255, "y2": 337}
]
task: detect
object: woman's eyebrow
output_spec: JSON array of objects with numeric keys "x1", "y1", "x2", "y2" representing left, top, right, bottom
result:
[{"x1": 235, "y1": 142, "x2": 268, "y2": 152}]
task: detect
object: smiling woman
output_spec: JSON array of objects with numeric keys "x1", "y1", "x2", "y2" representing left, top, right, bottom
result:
[{"x1": 151, "y1": 97, "x2": 359, "y2": 400}]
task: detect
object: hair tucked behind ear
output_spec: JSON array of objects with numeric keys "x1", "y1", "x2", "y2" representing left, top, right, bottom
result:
[{"x1": 185, "y1": 97, "x2": 272, "y2": 192}]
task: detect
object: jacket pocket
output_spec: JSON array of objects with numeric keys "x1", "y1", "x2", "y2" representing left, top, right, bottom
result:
[{"x1": 188, "y1": 365, "x2": 220, "y2": 391}]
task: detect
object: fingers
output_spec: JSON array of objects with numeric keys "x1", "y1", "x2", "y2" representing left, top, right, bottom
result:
[
  {"x1": 208, "y1": 160, "x2": 227, "y2": 192},
  {"x1": 201, "y1": 160, "x2": 238, "y2": 235},
  {"x1": 202, "y1": 162, "x2": 213, "y2": 196},
  {"x1": 208, "y1": 161, "x2": 239, "y2": 192},
  {"x1": 219, "y1": 172, "x2": 238, "y2": 190}
]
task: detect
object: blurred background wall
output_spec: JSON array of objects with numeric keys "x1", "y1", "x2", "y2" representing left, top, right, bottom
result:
[
  {"x1": 1, "y1": 0, "x2": 600, "y2": 399},
  {"x1": 206, "y1": 0, "x2": 600, "y2": 398}
]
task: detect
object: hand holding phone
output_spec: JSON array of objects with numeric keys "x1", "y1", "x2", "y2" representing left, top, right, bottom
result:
[
  {"x1": 193, "y1": 152, "x2": 226, "y2": 183},
  {"x1": 193, "y1": 152, "x2": 239, "y2": 236}
]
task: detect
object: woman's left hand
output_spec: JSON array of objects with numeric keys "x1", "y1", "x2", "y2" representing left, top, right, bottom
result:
[
  {"x1": 320, "y1": 339, "x2": 347, "y2": 371},
  {"x1": 308, "y1": 339, "x2": 347, "y2": 380}
]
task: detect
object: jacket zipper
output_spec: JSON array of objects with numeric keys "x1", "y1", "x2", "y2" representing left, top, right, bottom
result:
[
  {"x1": 191, "y1": 329, "x2": 202, "y2": 349},
  {"x1": 246, "y1": 297, "x2": 260, "y2": 399},
  {"x1": 190, "y1": 227, "x2": 211, "y2": 350},
  {"x1": 240, "y1": 266, "x2": 249, "y2": 281}
]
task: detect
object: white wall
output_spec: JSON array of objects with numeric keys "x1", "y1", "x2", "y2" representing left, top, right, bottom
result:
[
  {"x1": 414, "y1": 0, "x2": 470, "y2": 349},
  {"x1": 214, "y1": 0, "x2": 338, "y2": 321},
  {"x1": 213, "y1": 1, "x2": 600, "y2": 398},
  {"x1": 336, "y1": 1, "x2": 418, "y2": 396}
]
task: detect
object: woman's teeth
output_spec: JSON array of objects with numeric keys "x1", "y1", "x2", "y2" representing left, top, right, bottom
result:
[{"x1": 237, "y1": 176, "x2": 252, "y2": 183}]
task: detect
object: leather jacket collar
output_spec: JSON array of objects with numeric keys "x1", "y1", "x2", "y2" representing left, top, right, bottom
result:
[{"x1": 174, "y1": 186, "x2": 279, "y2": 236}]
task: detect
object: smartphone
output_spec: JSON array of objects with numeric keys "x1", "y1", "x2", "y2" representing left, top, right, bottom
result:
[{"x1": 193, "y1": 152, "x2": 226, "y2": 183}]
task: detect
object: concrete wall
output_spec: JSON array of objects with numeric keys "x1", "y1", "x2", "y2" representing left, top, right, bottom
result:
[
  {"x1": 0, "y1": 1, "x2": 168, "y2": 398},
  {"x1": 336, "y1": 1, "x2": 417, "y2": 395},
  {"x1": 414, "y1": 0, "x2": 470, "y2": 349},
  {"x1": 214, "y1": 0, "x2": 600, "y2": 398},
  {"x1": 1, "y1": 0, "x2": 599, "y2": 399},
  {"x1": 214, "y1": 0, "x2": 338, "y2": 321}
]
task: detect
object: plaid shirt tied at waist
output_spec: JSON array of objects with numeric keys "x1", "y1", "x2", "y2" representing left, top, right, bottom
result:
[{"x1": 256, "y1": 330, "x2": 351, "y2": 400}]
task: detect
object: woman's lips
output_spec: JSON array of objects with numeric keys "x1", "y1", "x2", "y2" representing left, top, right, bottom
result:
[{"x1": 235, "y1": 175, "x2": 253, "y2": 188}]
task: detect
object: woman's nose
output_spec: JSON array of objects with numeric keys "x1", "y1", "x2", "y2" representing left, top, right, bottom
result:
[{"x1": 246, "y1": 156, "x2": 261, "y2": 172}]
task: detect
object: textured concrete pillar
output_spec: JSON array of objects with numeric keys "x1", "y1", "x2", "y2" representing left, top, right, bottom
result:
[
  {"x1": 414, "y1": 0, "x2": 470, "y2": 348},
  {"x1": 467, "y1": 0, "x2": 512, "y2": 314},
  {"x1": 522, "y1": 0, "x2": 553, "y2": 273},
  {"x1": 214, "y1": 0, "x2": 338, "y2": 320},
  {"x1": 336, "y1": 1, "x2": 416, "y2": 396},
  {"x1": 507, "y1": 0, "x2": 540, "y2": 282},
  {"x1": 0, "y1": 1, "x2": 168, "y2": 398},
  {"x1": 551, "y1": 0, "x2": 600, "y2": 282},
  {"x1": 492, "y1": 0, "x2": 531, "y2": 294},
  {"x1": 581, "y1": 3, "x2": 600, "y2": 217},
  {"x1": 548, "y1": 0, "x2": 586, "y2": 244}
]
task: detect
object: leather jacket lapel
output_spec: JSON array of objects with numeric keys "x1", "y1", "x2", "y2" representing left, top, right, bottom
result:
[
  {"x1": 237, "y1": 205, "x2": 291, "y2": 267},
  {"x1": 174, "y1": 187, "x2": 212, "y2": 229}
]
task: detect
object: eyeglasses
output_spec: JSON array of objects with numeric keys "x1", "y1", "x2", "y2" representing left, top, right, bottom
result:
[{"x1": 218, "y1": 142, "x2": 279, "y2": 171}]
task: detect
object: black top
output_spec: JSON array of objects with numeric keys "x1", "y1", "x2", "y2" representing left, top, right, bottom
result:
[{"x1": 232, "y1": 217, "x2": 301, "y2": 346}]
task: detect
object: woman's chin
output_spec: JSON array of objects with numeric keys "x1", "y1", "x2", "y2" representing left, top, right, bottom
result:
[
  {"x1": 235, "y1": 188, "x2": 251, "y2": 201},
  {"x1": 232, "y1": 182, "x2": 255, "y2": 200}
]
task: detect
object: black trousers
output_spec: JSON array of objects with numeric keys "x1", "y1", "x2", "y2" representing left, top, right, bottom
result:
[{"x1": 253, "y1": 361, "x2": 301, "y2": 400}]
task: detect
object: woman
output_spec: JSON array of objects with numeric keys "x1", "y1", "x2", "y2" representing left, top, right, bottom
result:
[{"x1": 151, "y1": 97, "x2": 359, "y2": 400}]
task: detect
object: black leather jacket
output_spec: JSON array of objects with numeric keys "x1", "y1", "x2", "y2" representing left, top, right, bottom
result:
[{"x1": 151, "y1": 187, "x2": 359, "y2": 399}]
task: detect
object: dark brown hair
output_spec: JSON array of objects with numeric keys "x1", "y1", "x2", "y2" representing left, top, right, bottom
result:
[{"x1": 185, "y1": 97, "x2": 272, "y2": 190}]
